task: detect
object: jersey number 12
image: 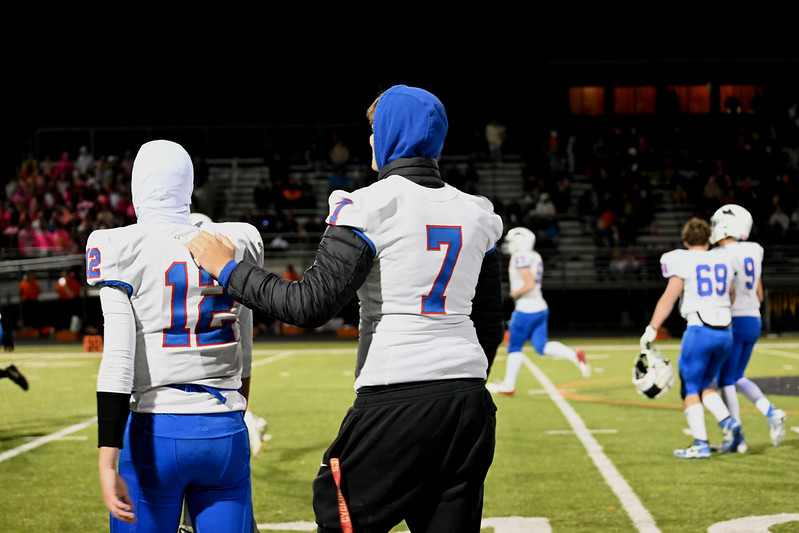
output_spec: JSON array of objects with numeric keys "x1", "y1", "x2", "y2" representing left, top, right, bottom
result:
[{"x1": 164, "y1": 262, "x2": 236, "y2": 347}]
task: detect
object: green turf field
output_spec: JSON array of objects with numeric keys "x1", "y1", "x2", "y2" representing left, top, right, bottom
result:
[{"x1": 1, "y1": 336, "x2": 797, "y2": 532}]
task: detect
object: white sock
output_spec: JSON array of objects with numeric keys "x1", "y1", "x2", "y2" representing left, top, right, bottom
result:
[
  {"x1": 702, "y1": 391, "x2": 731, "y2": 422},
  {"x1": 736, "y1": 377, "x2": 765, "y2": 405},
  {"x1": 721, "y1": 385, "x2": 741, "y2": 422},
  {"x1": 543, "y1": 341, "x2": 577, "y2": 364},
  {"x1": 503, "y1": 351, "x2": 524, "y2": 387},
  {"x1": 755, "y1": 397, "x2": 772, "y2": 417},
  {"x1": 685, "y1": 403, "x2": 707, "y2": 442}
]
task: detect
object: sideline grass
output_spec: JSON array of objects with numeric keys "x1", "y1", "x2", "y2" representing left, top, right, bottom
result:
[{"x1": 1, "y1": 337, "x2": 797, "y2": 532}]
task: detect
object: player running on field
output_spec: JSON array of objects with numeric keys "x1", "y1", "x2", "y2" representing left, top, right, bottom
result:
[{"x1": 487, "y1": 226, "x2": 590, "y2": 397}]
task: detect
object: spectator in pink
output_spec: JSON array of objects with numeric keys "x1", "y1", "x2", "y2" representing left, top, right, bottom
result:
[{"x1": 52, "y1": 151, "x2": 75, "y2": 180}]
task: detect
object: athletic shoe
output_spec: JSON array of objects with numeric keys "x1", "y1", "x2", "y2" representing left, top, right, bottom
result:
[
  {"x1": 767, "y1": 408, "x2": 786, "y2": 447},
  {"x1": 710, "y1": 439, "x2": 748, "y2": 453},
  {"x1": 576, "y1": 350, "x2": 591, "y2": 378},
  {"x1": 485, "y1": 382, "x2": 515, "y2": 396},
  {"x1": 6, "y1": 365, "x2": 28, "y2": 391},
  {"x1": 718, "y1": 417, "x2": 743, "y2": 454},
  {"x1": 245, "y1": 410, "x2": 269, "y2": 456},
  {"x1": 674, "y1": 439, "x2": 711, "y2": 459},
  {"x1": 736, "y1": 435, "x2": 748, "y2": 454}
]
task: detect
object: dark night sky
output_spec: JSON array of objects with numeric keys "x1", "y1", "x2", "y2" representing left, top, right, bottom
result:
[
  {"x1": 11, "y1": 10, "x2": 797, "y2": 130},
  {"x1": 9, "y1": 23, "x2": 797, "y2": 175},
  {"x1": 18, "y1": 47, "x2": 796, "y2": 129},
  {"x1": 17, "y1": 63, "x2": 536, "y2": 128},
  {"x1": 19, "y1": 58, "x2": 795, "y2": 126}
]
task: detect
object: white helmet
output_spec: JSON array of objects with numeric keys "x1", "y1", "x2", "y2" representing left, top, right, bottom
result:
[
  {"x1": 710, "y1": 204, "x2": 753, "y2": 244},
  {"x1": 502, "y1": 227, "x2": 536, "y2": 255},
  {"x1": 632, "y1": 344, "x2": 675, "y2": 399}
]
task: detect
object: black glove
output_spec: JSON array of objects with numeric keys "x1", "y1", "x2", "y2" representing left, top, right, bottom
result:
[{"x1": 2, "y1": 331, "x2": 14, "y2": 352}]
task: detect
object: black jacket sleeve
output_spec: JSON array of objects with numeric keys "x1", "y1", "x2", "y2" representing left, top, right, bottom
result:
[
  {"x1": 470, "y1": 249, "x2": 505, "y2": 376},
  {"x1": 225, "y1": 225, "x2": 374, "y2": 328}
]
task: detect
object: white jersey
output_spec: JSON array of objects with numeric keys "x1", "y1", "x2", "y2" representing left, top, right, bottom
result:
[
  {"x1": 509, "y1": 250, "x2": 547, "y2": 313},
  {"x1": 327, "y1": 175, "x2": 504, "y2": 390},
  {"x1": 722, "y1": 240, "x2": 764, "y2": 317},
  {"x1": 660, "y1": 247, "x2": 734, "y2": 328},
  {"x1": 87, "y1": 220, "x2": 264, "y2": 414}
]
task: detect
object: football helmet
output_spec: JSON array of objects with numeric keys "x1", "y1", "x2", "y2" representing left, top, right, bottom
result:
[
  {"x1": 502, "y1": 227, "x2": 536, "y2": 255},
  {"x1": 710, "y1": 204, "x2": 753, "y2": 244},
  {"x1": 632, "y1": 344, "x2": 674, "y2": 399}
]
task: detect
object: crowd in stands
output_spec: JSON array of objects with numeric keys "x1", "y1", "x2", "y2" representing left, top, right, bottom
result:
[
  {"x1": 487, "y1": 100, "x2": 799, "y2": 252},
  {"x1": 2, "y1": 148, "x2": 136, "y2": 258},
  {"x1": 228, "y1": 132, "x2": 370, "y2": 251},
  {"x1": 4, "y1": 97, "x2": 798, "y2": 265}
]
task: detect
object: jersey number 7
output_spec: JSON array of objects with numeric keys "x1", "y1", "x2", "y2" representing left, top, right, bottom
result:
[{"x1": 422, "y1": 225, "x2": 462, "y2": 315}]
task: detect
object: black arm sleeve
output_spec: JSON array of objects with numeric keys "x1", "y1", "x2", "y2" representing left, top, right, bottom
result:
[
  {"x1": 470, "y1": 249, "x2": 505, "y2": 376},
  {"x1": 97, "y1": 391, "x2": 131, "y2": 448},
  {"x1": 226, "y1": 225, "x2": 374, "y2": 328}
]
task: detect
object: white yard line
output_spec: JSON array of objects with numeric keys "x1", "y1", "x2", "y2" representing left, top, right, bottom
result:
[
  {"x1": 251, "y1": 350, "x2": 296, "y2": 367},
  {"x1": 752, "y1": 347, "x2": 799, "y2": 360},
  {"x1": 523, "y1": 354, "x2": 661, "y2": 533},
  {"x1": 1, "y1": 352, "x2": 102, "y2": 361},
  {"x1": 252, "y1": 347, "x2": 354, "y2": 357},
  {"x1": 0, "y1": 349, "x2": 309, "y2": 464},
  {"x1": 0, "y1": 417, "x2": 97, "y2": 464}
]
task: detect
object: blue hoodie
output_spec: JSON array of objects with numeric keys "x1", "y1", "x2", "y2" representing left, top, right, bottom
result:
[{"x1": 372, "y1": 85, "x2": 449, "y2": 171}]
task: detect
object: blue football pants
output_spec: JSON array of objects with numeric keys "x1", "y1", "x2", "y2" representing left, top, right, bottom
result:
[
  {"x1": 111, "y1": 411, "x2": 252, "y2": 533},
  {"x1": 507, "y1": 308, "x2": 549, "y2": 354},
  {"x1": 678, "y1": 325, "x2": 733, "y2": 398},
  {"x1": 717, "y1": 316, "x2": 761, "y2": 387}
]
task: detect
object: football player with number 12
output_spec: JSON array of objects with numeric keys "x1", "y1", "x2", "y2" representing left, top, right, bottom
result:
[{"x1": 86, "y1": 140, "x2": 264, "y2": 531}]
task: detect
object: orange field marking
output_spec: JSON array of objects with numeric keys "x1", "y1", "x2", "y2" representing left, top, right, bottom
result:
[{"x1": 555, "y1": 377, "x2": 796, "y2": 414}]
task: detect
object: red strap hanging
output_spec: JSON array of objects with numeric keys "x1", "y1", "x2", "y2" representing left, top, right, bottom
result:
[{"x1": 330, "y1": 458, "x2": 353, "y2": 533}]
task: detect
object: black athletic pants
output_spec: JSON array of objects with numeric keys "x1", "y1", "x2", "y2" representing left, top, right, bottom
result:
[{"x1": 313, "y1": 378, "x2": 496, "y2": 533}]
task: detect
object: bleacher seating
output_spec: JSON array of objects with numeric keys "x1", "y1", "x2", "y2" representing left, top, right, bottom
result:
[{"x1": 5, "y1": 92, "x2": 798, "y2": 333}]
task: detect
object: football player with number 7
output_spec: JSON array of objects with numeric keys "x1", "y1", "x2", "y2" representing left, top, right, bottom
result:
[
  {"x1": 639, "y1": 216, "x2": 742, "y2": 459},
  {"x1": 188, "y1": 84, "x2": 505, "y2": 533}
]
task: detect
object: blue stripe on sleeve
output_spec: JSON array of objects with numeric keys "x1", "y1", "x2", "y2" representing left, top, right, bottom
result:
[
  {"x1": 97, "y1": 280, "x2": 134, "y2": 298},
  {"x1": 351, "y1": 229, "x2": 376, "y2": 255}
]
